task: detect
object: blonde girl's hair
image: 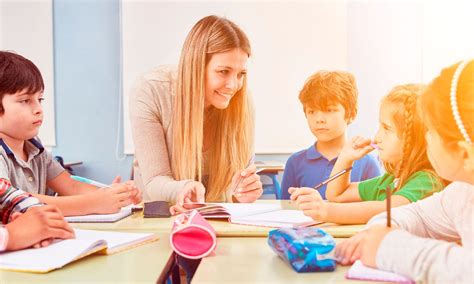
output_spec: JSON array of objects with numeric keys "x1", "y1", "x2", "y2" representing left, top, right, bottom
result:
[
  {"x1": 419, "y1": 60, "x2": 474, "y2": 146},
  {"x1": 171, "y1": 15, "x2": 254, "y2": 201},
  {"x1": 381, "y1": 84, "x2": 440, "y2": 192}
]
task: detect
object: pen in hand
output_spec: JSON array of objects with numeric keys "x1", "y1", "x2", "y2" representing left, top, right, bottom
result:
[
  {"x1": 287, "y1": 166, "x2": 353, "y2": 206},
  {"x1": 314, "y1": 166, "x2": 353, "y2": 190},
  {"x1": 232, "y1": 167, "x2": 265, "y2": 195}
]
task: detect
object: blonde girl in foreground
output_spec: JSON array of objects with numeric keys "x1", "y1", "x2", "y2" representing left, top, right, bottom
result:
[{"x1": 336, "y1": 60, "x2": 474, "y2": 283}]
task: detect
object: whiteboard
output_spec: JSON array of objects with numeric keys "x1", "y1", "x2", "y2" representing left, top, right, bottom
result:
[
  {"x1": 0, "y1": 0, "x2": 56, "y2": 146},
  {"x1": 121, "y1": 0, "x2": 348, "y2": 154}
]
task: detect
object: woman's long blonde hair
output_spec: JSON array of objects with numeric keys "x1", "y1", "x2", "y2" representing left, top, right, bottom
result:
[
  {"x1": 171, "y1": 15, "x2": 254, "y2": 201},
  {"x1": 381, "y1": 84, "x2": 440, "y2": 191}
]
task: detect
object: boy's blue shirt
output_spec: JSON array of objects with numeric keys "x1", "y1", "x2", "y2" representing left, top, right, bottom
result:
[{"x1": 281, "y1": 143, "x2": 382, "y2": 200}]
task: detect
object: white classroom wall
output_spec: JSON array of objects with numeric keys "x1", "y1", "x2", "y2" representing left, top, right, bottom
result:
[
  {"x1": 421, "y1": 1, "x2": 474, "y2": 82},
  {"x1": 346, "y1": 1, "x2": 423, "y2": 138},
  {"x1": 0, "y1": 0, "x2": 56, "y2": 146}
]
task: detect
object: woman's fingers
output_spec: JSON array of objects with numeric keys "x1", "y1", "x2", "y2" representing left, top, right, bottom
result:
[
  {"x1": 176, "y1": 182, "x2": 206, "y2": 208},
  {"x1": 170, "y1": 204, "x2": 186, "y2": 215},
  {"x1": 238, "y1": 177, "x2": 262, "y2": 193},
  {"x1": 234, "y1": 187, "x2": 263, "y2": 202},
  {"x1": 183, "y1": 183, "x2": 205, "y2": 203},
  {"x1": 240, "y1": 173, "x2": 260, "y2": 188},
  {"x1": 241, "y1": 164, "x2": 257, "y2": 177}
]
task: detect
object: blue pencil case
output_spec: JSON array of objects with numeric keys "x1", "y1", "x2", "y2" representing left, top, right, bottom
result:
[{"x1": 268, "y1": 227, "x2": 336, "y2": 273}]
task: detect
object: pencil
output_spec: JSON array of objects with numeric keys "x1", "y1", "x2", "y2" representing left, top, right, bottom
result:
[
  {"x1": 314, "y1": 167, "x2": 353, "y2": 190},
  {"x1": 386, "y1": 185, "x2": 391, "y2": 227}
]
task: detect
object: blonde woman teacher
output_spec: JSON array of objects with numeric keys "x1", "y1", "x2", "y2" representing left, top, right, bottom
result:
[{"x1": 129, "y1": 15, "x2": 262, "y2": 214}]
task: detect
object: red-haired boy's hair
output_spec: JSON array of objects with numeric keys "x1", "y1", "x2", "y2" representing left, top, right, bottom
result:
[{"x1": 298, "y1": 70, "x2": 358, "y2": 120}]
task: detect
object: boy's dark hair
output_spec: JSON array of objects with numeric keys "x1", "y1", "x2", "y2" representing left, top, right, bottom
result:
[
  {"x1": 0, "y1": 51, "x2": 44, "y2": 111},
  {"x1": 298, "y1": 70, "x2": 358, "y2": 121}
]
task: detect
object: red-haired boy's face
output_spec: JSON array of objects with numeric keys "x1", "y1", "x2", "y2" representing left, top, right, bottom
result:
[
  {"x1": 304, "y1": 103, "x2": 349, "y2": 143},
  {"x1": 0, "y1": 90, "x2": 44, "y2": 141}
]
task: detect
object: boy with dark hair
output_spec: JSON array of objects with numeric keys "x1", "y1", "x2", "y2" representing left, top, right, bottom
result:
[{"x1": 0, "y1": 51, "x2": 141, "y2": 216}]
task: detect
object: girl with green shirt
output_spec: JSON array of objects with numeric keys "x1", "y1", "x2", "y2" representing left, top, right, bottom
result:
[
  {"x1": 358, "y1": 171, "x2": 439, "y2": 202},
  {"x1": 289, "y1": 84, "x2": 444, "y2": 224}
]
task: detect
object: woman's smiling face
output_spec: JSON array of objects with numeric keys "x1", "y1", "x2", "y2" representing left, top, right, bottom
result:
[{"x1": 204, "y1": 48, "x2": 248, "y2": 109}]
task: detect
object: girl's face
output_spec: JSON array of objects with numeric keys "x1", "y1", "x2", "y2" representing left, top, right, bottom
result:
[
  {"x1": 374, "y1": 103, "x2": 404, "y2": 164},
  {"x1": 425, "y1": 129, "x2": 465, "y2": 182},
  {"x1": 204, "y1": 48, "x2": 248, "y2": 109}
]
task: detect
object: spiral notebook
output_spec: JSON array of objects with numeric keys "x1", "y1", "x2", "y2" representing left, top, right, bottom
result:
[
  {"x1": 0, "y1": 229, "x2": 158, "y2": 273},
  {"x1": 346, "y1": 260, "x2": 415, "y2": 283}
]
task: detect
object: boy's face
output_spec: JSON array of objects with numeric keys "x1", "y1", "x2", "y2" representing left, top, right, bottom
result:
[
  {"x1": 374, "y1": 104, "x2": 403, "y2": 164},
  {"x1": 0, "y1": 90, "x2": 44, "y2": 141},
  {"x1": 305, "y1": 103, "x2": 349, "y2": 143}
]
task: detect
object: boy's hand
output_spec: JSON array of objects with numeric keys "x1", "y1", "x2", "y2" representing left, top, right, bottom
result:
[
  {"x1": 339, "y1": 136, "x2": 375, "y2": 162},
  {"x1": 5, "y1": 205, "x2": 75, "y2": 251},
  {"x1": 335, "y1": 230, "x2": 368, "y2": 265},
  {"x1": 110, "y1": 177, "x2": 142, "y2": 205},
  {"x1": 170, "y1": 181, "x2": 206, "y2": 215},
  {"x1": 289, "y1": 187, "x2": 328, "y2": 221},
  {"x1": 92, "y1": 183, "x2": 135, "y2": 214},
  {"x1": 232, "y1": 164, "x2": 263, "y2": 203},
  {"x1": 111, "y1": 175, "x2": 122, "y2": 184},
  {"x1": 125, "y1": 180, "x2": 142, "y2": 204}
]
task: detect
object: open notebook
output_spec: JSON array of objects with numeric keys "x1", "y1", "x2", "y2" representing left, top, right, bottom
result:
[
  {"x1": 0, "y1": 229, "x2": 158, "y2": 273},
  {"x1": 65, "y1": 205, "x2": 133, "y2": 223},
  {"x1": 346, "y1": 260, "x2": 415, "y2": 283},
  {"x1": 183, "y1": 202, "x2": 320, "y2": 228}
]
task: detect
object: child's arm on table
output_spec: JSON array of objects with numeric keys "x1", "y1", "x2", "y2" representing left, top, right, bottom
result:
[
  {"x1": 335, "y1": 190, "x2": 447, "y2": 266},
  {"x1": 290, "y1": 187, "x2": 410, "y2": 224},
  {"x1": 5, "y1": 205, "x2": 75, "y2": 251},
  {"x1": 359, "y1": 225, "x2": 471, "y2": 283},
  {"x1": 32, "y1": 173, "x2": 141, "y2": 216}
]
